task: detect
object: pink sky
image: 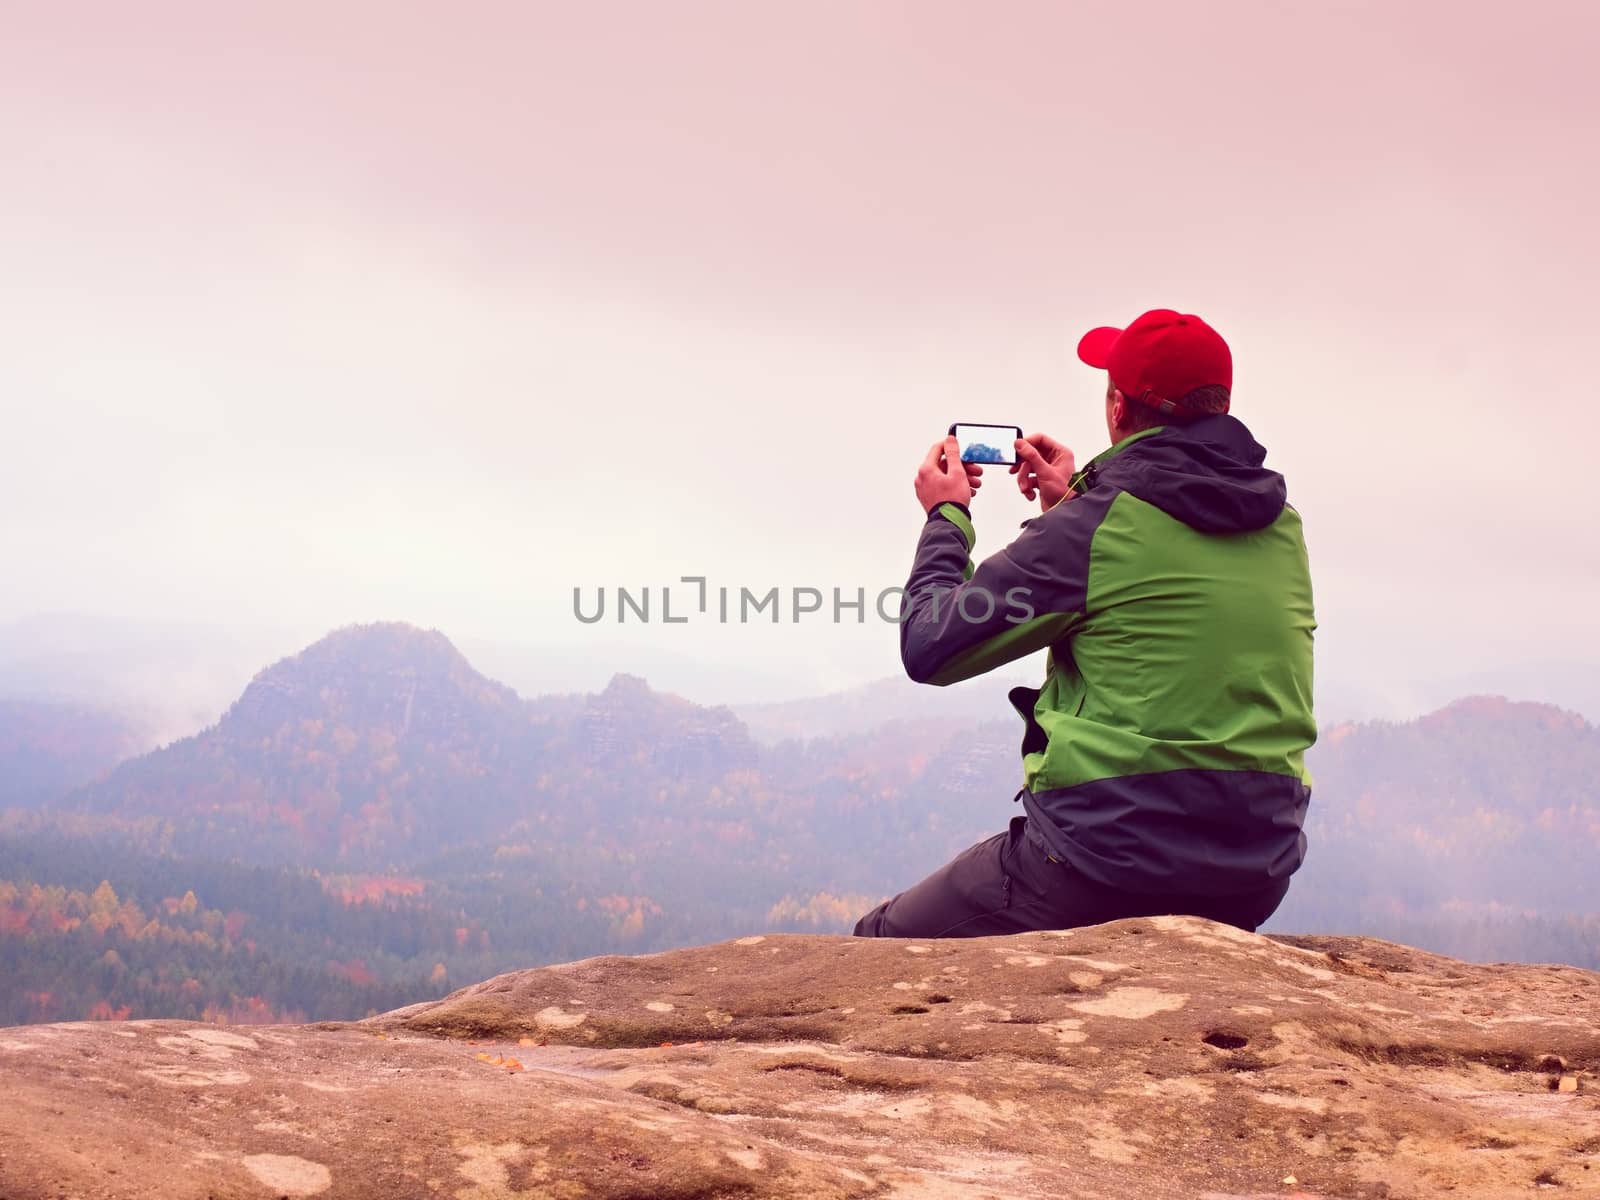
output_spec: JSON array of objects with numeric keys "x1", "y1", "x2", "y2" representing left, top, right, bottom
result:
[{"x1": 2, "y1": 1, "x2": 1597, "y2": 711}]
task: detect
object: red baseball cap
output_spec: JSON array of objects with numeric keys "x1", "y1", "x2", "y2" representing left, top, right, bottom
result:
[{"x1": 1076, "y1": 309, "x2": 1232, "y2": 415}]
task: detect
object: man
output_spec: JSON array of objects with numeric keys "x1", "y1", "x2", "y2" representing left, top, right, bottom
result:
[{"x1": 854, "y1": 309, "x2": 1315, "y2": 939}]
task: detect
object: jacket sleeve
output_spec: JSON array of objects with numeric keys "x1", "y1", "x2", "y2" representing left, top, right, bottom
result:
[{"x1": 900, "y1": 493, "x2": 1114, "y2": 686}]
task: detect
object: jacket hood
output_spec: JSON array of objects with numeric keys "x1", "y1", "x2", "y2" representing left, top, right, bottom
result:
[{"x1": 1099, "y1": 414, "x2": 1286, "y2": 534}]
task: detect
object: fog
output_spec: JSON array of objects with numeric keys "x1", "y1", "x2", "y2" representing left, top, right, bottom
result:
[{"x1": 3, "y1": 1, "x2": 1597, "y2": 723}]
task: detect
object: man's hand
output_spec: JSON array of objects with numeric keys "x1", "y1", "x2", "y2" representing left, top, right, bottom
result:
[
  {"x1": 915, "y1": 436, "x2": 981, "y2": 513},
  {"x1": 1011, "y1": 432, "x2": 1076, "y2": 512}
]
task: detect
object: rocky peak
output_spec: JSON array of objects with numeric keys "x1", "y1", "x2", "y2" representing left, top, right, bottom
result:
[
  {"x1": 598, "y1": 672, "x2": 654, "y2": 699},
  {"x1": 1420, "y1": 694, "x2": 1591, "y2": 733},
  {"x1": 579, "y1": 672, "x2": 757, "y2": 775},
  {"x1": 222, "y1": 622, "x2": 518, "y2": 739}
]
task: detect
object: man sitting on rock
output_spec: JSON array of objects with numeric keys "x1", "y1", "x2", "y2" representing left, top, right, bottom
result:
[{"x1": 855, "y1": 309, "x2": 1316, "y2": 938}]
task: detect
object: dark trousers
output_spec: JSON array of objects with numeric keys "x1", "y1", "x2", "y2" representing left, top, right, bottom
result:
[{"x1": 853, "y1": 816, "x2": 1290, "y2": 938}]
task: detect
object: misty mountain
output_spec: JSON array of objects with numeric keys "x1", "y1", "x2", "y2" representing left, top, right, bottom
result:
[
  {"x1": 737, "y1": 668, "x2": 1600, "y2": 742},
  {"x1": 0, "y1": 701, "x2": 149, "y2": 809},
  {"x1": 65, "y1": 624, "x2": 558, "y2": 860},
  {"x1": 49, "y1": 624, "x2": 1005, "y2": 890},
  {"x1": 43, "y1": 625, "x2": 1600, "y2": 917},
  {"x1": 56, "y1": 625, "x2": 775, "y2": 872},
  {"x1": 7, "y1": 623, "x2": 1600, "y2": 1024},
  {"x1": 11, "y1": 611, "x2": 1600, "y2": 750},
  {"x1": 1272, "y1": 696, "x2": 1600, "y2": 929},
  {"x1": 461, "y1": 635, "x2": 821, "y2": 711},
  {"x1": 0, "y1": 613, "x2": 318, "y2": 747}
]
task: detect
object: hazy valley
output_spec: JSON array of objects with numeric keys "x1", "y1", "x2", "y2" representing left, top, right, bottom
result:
[{"x1": 2, "y1": 621, "x2": 1597, "y2": 1027}]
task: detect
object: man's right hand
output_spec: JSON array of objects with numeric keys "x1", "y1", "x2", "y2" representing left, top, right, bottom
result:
[{"x1": 1012, "y1": 433, "x2": 1076, "y2": 511}]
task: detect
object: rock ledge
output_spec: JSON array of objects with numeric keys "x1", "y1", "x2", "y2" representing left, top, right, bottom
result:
[{"x1": 2, "y1": 916, "x2": 1597, "y2": 1198}]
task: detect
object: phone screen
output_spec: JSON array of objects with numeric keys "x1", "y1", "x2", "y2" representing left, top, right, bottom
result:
[{"x1": 949, "y1": 423, "x2": 1022, "y2": 466}]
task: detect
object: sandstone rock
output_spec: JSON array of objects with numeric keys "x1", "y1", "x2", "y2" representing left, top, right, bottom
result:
[{"x1": 2, "y1": 916, "x2": 1598, "y2": 1198}]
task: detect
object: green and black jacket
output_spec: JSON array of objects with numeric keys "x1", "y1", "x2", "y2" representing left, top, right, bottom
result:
[{"x1": 901, "y1": 414, "x2": 1316, "y2": 894}]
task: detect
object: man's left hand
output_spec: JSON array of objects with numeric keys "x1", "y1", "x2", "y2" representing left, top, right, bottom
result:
[{"x1": 915, "y1": 436, "x2": 981, "y2": 513}]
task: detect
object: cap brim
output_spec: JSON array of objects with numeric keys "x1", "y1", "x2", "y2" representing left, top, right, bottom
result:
[
  {"x1": 1076, "y1": 326, "x2": 1121, "y2": 369},
  {"x1": 1075, "y1": 326, "x2": 1126, "y2": 369}
]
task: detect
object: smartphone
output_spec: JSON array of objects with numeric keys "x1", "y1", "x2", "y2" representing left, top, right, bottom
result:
[{"x1": 948, "y1": 423, "x2": 1023, "y2": 466}]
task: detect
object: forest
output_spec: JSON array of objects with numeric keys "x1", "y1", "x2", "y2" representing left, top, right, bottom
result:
[{"x1": 4, "y1": 818, "x2": 1597, "y2": 1027}]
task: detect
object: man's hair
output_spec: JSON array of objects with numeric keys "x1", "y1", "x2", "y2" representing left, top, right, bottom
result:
[{"x1": 1118, "y1": 384, "x2": 1231, "y2": 432}]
